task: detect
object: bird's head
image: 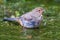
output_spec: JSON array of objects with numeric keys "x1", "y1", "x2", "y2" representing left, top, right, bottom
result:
[{"x1": 32, "y1": 7, "x2": 44, "y2": 15}]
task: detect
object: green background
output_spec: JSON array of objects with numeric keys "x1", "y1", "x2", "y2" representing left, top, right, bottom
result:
[{"x1": 0, "y1": 0, "x2": 60, "y2": 40}]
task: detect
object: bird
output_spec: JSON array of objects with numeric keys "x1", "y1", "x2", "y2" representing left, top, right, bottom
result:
[{"x1": 3, "y1": 7, "x2": 44, "y2": 29}]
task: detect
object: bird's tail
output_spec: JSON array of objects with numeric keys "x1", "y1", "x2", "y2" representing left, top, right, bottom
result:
[{"x1": 3, "y1": 18, "x2": 17, "y2": 22}]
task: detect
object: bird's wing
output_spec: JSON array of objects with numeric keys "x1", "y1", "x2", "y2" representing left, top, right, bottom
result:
[{"x1": 20, "y1": 12, "x2": 33, "y2": 21}]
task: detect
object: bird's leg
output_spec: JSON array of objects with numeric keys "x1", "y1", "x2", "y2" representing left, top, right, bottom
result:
[
  {"x1": 16, "y1": 19, "x2": 27, "y2": 35},
  {"x1": 23, "y1": 27, "x2": 27, "y2": 36}
]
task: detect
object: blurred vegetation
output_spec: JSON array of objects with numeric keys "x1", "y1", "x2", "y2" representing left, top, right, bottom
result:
[
  {"x1": 0, "y1": 0, "x2": 60, "y2": 40},
  {"x1": 0, "y1": 0, "x2": 60, "y2": 17}
]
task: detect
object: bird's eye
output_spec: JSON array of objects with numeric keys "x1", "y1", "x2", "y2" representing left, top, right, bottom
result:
[{"x1": 38, "y1": 10, "x2": 41, "y2": 11}]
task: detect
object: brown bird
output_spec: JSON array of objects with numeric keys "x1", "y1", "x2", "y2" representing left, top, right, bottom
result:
[{"x1": 3, "y1": 7, "x2": 44, "y2": 29}]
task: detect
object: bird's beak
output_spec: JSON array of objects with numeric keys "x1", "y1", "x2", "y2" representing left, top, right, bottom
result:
[{"x1": 39, "y1": 9, "x2": 45, "y2": 15}]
